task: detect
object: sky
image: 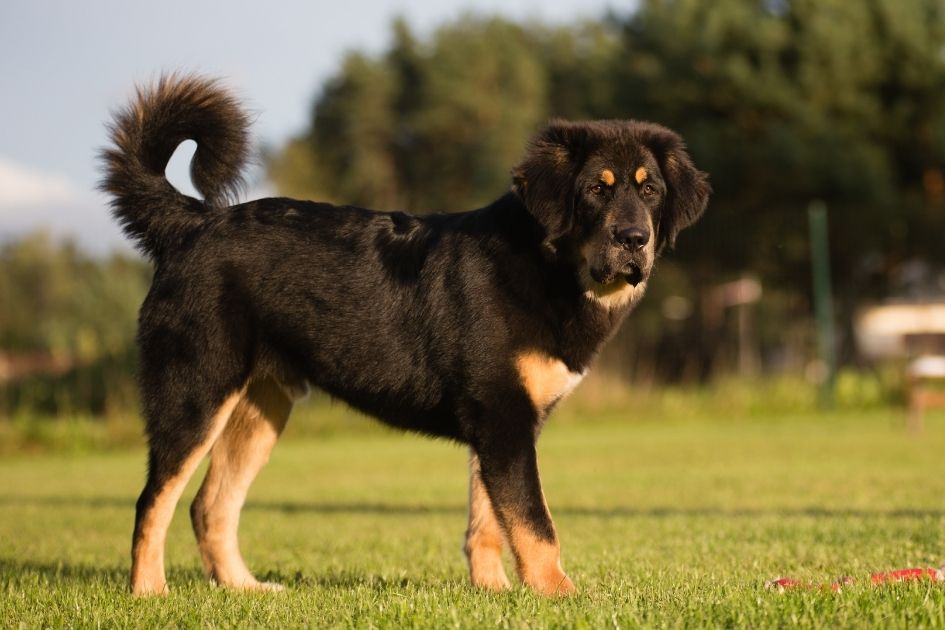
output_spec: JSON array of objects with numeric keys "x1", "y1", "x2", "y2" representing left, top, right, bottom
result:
[{"x1": 0, "y1": 0, "x2": 630, "y2": 254}]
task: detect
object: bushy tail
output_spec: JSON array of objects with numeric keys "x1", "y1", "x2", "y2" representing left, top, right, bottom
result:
[{"x1": 99, "y1": 74, "x2": 251, "y2": 259}]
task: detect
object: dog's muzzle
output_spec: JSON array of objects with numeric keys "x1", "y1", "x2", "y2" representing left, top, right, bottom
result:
[{"x1": 590, "y1": 256, "x2": 649, "y2": 287}]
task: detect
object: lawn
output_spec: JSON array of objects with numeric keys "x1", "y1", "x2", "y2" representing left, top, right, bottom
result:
[{"x1": 2, "y1": 404, "x2": 945, "y2": 628}]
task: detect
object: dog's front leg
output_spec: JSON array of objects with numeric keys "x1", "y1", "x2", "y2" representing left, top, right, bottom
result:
[{"x1": 474, "y1": 430, "x2": 575, "y2": 596}]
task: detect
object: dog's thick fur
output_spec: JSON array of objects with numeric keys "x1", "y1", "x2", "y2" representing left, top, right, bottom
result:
[{"x1": 101, "y1": 74, "x2": 709, "y2": 596}]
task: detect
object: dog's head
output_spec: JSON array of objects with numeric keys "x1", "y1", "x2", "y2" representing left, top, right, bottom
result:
[{"x1": 512, "y1": 120, "x2": 710, "y2": 307}]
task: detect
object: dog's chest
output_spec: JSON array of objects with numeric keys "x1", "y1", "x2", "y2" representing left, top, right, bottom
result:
[{"x1": 514, "y1": 351, "x2": 587, "y2": 411}]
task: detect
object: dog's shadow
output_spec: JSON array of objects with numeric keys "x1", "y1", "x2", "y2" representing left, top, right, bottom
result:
[
  {"x1": 2, "y1": 494, "x2": 943, "y2": 520},
  {"x1": 261, "y1": 568, "x2": 438, "y2": 591},
  {"x1": 0, "y1": 558, "x2": 220, "y2": 589},
  {"x1": 0, "y1": 557, "x2": 129, "y2": 585},
  {"x1": 0, "y1": 557, "x2": 438, "y2": 593}
]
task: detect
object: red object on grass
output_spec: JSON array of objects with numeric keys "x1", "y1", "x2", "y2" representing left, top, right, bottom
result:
[
  {"x1": 765, "y1": 577, "x2": 811, "y2": 591},
  {"x1": 870, "y1": 567, "x2": 945, "y2": 585},
  {"x1": 765, "y1": 577, "x2": 851, "y2": 592},
  {"x1": 767, "y1": 567, "x2": 945, "y2": 592},
  {"x1": 830, "y1": 576, "x2": 855, "y2": 592}
]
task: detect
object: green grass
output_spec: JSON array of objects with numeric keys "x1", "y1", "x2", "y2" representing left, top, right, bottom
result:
[{"x1": 2, "y1": 406, "x2": 945, "y2": 628}]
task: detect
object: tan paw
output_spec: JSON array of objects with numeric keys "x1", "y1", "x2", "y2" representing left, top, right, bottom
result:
[
  {"x1": 130, "y1": 578, "x2": 169, "y2": 597},
  {"x1": 215, "y1": 577, "x2": 285, "y2": 592},
  {"x1": 471, "y1": 563, "x2": 512, "y2": 592},
  {"x1": 528, "y1": 568, "x2": 577, "y2": 596}
]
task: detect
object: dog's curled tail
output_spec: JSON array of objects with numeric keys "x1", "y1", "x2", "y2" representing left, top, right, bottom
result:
[{"x1": 100, "y1": 74, "x2": 251, "y2": 258}]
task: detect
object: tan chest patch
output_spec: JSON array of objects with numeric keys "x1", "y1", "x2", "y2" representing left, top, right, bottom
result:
[{"x1": 515, "y1": 351, "x2": 586, "y2": 410}]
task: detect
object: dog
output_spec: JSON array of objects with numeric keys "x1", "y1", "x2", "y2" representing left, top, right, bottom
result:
[{"x1": 100, "y1": 74, "x2": 709, "y2": 597}]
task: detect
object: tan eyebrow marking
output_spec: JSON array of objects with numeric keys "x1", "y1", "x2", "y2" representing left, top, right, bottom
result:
[
  {"x1": 600, "y1": 169, "x2": 615, "y2": 186},
  {"x1": 634, "y1": 167, "x2": 648, "y2": 184}
]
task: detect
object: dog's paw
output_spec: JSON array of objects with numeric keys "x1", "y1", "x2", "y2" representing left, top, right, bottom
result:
[
  {"x1": 234, "y1": 580, "x2": 285, "y2": 593},
  {"x1": 471, "y1": 569, "x2": 512, "y2": 592},
  {"x1": 130, "y1": 580, "x2": 169, "y2": 597},
  {"x1": 213, "y1": 576, "x2": 285, "y2": 592},
  {"x1": 528, "y1": 569, "x2": 577, "y2": 597},
  {"x1": 130, "y1": 570, "x2": 169, "y2": 597},
  {"x1": 550, "y1": 574, "x2": 577, "y2": 596},
  {"x1": 469, "y1": 551, "x2": 512, "y2": 592}
]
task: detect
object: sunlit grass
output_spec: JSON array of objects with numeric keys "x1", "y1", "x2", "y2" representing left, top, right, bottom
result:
[{"x1": 2, "y1": 405, "x2": 945, "y2": 627}]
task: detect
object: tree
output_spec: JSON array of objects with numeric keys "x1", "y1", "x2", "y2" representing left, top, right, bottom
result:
[{"x1": 269, "y1": 17, "x2": 619, "y2": 213}]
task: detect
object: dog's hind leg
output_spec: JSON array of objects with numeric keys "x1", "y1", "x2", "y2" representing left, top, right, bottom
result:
[
  {"x1": 464, "y1": 451, "x2": 511, "y2": 591},
  {"x1": 190, "y1": 375, "x2": 292, "y2": 591},
  {"x1": 131, "y1": 389, "x2": 243, "y2": 596}
]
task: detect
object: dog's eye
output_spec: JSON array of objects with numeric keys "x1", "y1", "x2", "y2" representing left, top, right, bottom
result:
[
  {"x1": 642, "y1": 183, "x2": 657, "y2": 197},
  {"x1": 590, "y1": 184, "x2": 604, "y2": 195}
]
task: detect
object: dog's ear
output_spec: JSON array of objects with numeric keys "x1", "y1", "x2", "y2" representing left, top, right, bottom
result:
[
  {"x1": 641, "y1": 125, "x2": 711, "y2": 252},
  {"x1": 512, "y1": 121, "x2": 587, "y2": 249}
]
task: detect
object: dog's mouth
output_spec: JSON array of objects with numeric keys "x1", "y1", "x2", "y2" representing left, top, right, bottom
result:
[
  {"x1": 589, "y1": 261, "x2": 648, "y2": 288},
  {"x1": 623, "y1": 263, "x2": 645, "y2": 287}
]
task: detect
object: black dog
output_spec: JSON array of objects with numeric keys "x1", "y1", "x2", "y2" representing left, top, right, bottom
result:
[{"x1": 101, "y1": 74, "x2": 709, "y2": 596}]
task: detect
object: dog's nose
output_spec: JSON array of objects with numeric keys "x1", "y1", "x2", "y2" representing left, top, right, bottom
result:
[{"x1": 614, "y1": 226, "x2": 650, "y2": 251}]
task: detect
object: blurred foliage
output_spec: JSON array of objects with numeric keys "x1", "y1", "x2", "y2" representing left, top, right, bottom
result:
[
  {"x1": 617, "y1": 0, "x2": 945, "y2": 289},
  {"x1": 1, "y1": 369, "x2": 913, "y2": 454},
  {"x1": 269, "y1": 17, "x2": 619, "y2": 211},
  {"x1": 569, "y1": 366, "x2": 905, "y2": 421},
  {"x1": 0, "y1": 232, "x2": 150, "y2": 358},
  {"x1": 0, "y1": 232, "x2": 150, "y2": 417},
  {"x1": 2, "y1": 349, "x2": 139, "y2": 418}
]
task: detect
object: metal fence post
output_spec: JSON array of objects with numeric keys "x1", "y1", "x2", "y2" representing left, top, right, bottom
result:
[{"x1": 808, "y1": 201, "x2": 836, "y2": 407}]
